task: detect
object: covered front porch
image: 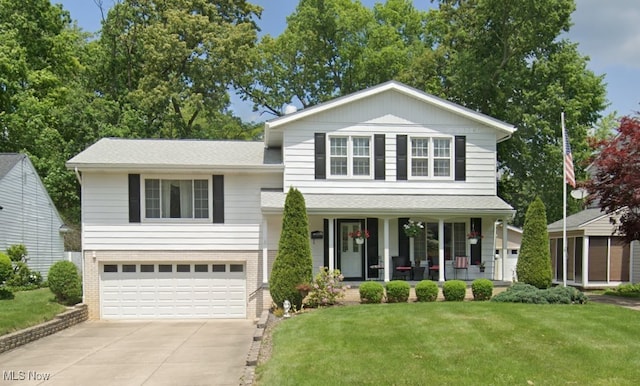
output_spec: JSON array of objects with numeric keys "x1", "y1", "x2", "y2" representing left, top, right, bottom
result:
[{"x1": 261, "y1": 192, "x2": 516, "y2": 284}]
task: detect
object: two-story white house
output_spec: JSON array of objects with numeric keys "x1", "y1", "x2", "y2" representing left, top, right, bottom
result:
[{"x1": 67, "y1": 81, "x2": 516, "y2": 320}]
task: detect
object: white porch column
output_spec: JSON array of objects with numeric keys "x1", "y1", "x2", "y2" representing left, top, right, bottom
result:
[
  {"x1": 328, "y1": 218, "x2": 335, "y2": 271},
  {"x1": 262, "y1": 217, "x2": 269, "y2": 284},
  {"x1": 582, "y1": 236, "x2": 589, "y2": 285},
  {"x1": 502, "y1": 218, "x2": 509, "y2": 281},
  {"x1": 384, "y1": 218, "x2": 390, "y2": 282},
  {"x1": 438, "y1": 219, "x2": 445, "y2": 282}
]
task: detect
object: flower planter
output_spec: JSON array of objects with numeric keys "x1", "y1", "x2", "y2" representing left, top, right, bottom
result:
[
  {"x1": 468, "y1": 238, "x2": 479, "y2": 245},
  {"x1": 355, "y1": 237, "x2": 364, "y2": 245}
]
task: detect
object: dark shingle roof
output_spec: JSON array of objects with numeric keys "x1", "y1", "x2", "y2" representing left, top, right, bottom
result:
[{"x1": 0, "y1": 153, "x2": 24, "y2": 179}]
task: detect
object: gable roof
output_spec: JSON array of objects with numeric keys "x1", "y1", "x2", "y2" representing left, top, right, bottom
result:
[
  {"x1": 0, "y1": 153, "x2": 24, "y2": 180},
  {"x1": 264, "y1": 81, "x2": 516, "y2": 147},
  {"x1": 67, "y1": 138, "x2": 283, "y2": 172},
  {"x1": 547, "y1": 208, "x2": 611, "y2": 231}
]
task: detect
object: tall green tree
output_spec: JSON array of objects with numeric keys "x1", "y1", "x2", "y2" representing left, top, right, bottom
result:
[
  {"x1": 239, "y1": 0, "x2": 429, "y2": 116},
  {"x1": 0, "y1": 0, "x2": 94, "y2": 227},
  {"x1": 424, "y1": 0, "x2": 606, "y2": 225},
  {"x1": 269, "y1": 187, "x2": 313, "y2": 309},
  {"x1": 90, "y1": 0, "x2": 262, "y2": 138},
  {"x1": 516, "y1": 197, "x2": 552, "y2": 289}
]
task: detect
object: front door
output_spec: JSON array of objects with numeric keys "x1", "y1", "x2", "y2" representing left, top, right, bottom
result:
[{"x1": 337, "y1": 220, "x2": 365, "y2": 280}]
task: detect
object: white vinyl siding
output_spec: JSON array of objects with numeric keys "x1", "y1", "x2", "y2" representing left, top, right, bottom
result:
[
  {"x1": 81, "y1": 172, "x2": 281, "y2": 250},
  {"x1": 282, "y1": 89, "x2": 499, "y2": 195}
]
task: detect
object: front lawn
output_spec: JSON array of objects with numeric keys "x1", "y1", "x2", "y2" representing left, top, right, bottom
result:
[
  {"x1": 257, "y1": 302, "x2": 640, "y2": 385},
  {"x1": 0, "y1": 288, "x2": 66, "y2": 336}
]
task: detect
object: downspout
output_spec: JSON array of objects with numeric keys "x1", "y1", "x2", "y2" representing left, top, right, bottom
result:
[{"x1": 74, "y1": 167, "x2": 82, "y2": 185}]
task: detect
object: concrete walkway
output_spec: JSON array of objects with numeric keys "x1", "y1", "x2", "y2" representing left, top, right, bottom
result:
[
  {"x1": 0, "y1": 320, "x2": 254, "y2": 386},
  {"x1": 587, "y1": 294, "x2": 640, "y2": 311}
]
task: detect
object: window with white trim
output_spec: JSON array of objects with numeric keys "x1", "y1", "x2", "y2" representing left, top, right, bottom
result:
[
  {"x1": 410, "y1": 137, "x2": 452, "y2": 178},
  {"x1": 144, "y1": 178, "x2": 209, "y2": 219},
  {"x1": 329, "y1": 136, "x2": 371, "y2": 177}
]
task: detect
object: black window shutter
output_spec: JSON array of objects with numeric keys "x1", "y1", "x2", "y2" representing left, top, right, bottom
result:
[
  {"x1": 396, "y1": 135, "x2": 407, "y2": 180},
  {"x1": 366, "y1": 218, "x2": 379, "y2": 278},
  {"x1": 470, "y1": 217, "x2": 482, "y2": 265},
  {"x1": 398, "y1": 217, "x2": 410, "y2": 258},
  {"x1": 314, "y1": 132, "x2": 326, "y2": 179},
  {"x1": 323, "y1": 219, "x2": 329, "y2": 268},
  {"x1": 128, "y1": 174, "x2": 141, "y2": 223},
  {"x1": 455, "y1": 136, "x2": 466, "y2": 181},
  {"x1": 212, "y1": 175, "x2": 224, "y2": 223},
  {"x1": 374, "y1": 134, "x2": 385, "y2": 180}
]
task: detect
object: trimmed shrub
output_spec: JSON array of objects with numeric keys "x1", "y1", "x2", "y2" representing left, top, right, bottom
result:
[
  {"x1": 516, "y1": 197, "x2": 552, "y2": 289},
  {"x1": 491, "y1": 283, "x2": 588, "y2": 304},
  {"x1": 471, "y1": 278, "x2": 494, "y2": 301},
  {"x1": 415, "y1": 280, "x2": 438, "y2": 302},
  {"x1": 442, "y1": 280, "x2": 466, "y2": 301},
  {"x1": 0, "y1": 287, "x2": 13, "y2": 300},
  {"x1": 269, "y1": 187, "x2": 313, "y2": 310},
  {"x1": 6, "y1": 261, "x2": 43, "y2": 290},
  {"x1": 0, "y1": 253, "x2": 12, "y2": 284},
  {"x1": 386, "y1": 280, "x2": 410, "y2": 303},
  {"x1": 605, "y1": 283, "x2": 640, "y2": 297},
  {"x1": 305, "y1": 268, "x2": 348, "y2": 307},
  {"x1": 48, "y1": 261, "x2": 82, "y2": 305},
  {"x1": 6, "y1": 244, "x2": 28, "y2": 262},
  {"x1": 359, "y1": 281, "x2": 384, "y2": 304}
]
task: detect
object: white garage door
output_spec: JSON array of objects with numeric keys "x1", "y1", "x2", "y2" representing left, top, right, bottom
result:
[{"x1": 100, "y1": 262, "x2": 246, "y2": 319}]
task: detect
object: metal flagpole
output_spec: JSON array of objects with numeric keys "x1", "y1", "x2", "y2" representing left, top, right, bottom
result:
[{"x1": 561, "y1": 112, "x2": 567, "y2": 287}]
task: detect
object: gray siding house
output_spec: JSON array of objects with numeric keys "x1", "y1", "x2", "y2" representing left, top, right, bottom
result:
[{"x1": 0, "y1": 153, "x2": 66, "y2": 278}]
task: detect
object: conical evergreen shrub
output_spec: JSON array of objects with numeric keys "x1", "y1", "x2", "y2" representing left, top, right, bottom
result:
[
  {"x1": 269, "y1": 187, "x2": 313, "y2": 309},
  {"x1": 516, "y1": 196, "x2": 553, "y2": 289}
]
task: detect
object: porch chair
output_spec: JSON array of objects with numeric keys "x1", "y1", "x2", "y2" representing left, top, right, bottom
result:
[
  {"x1": 453, "y1": 256, "x2": 469, "y2": 280},
  {"x1": 392, "y1": 256, "x2": 412, "y2": 280}
]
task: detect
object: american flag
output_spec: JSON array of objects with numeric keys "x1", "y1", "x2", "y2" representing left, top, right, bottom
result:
[{"x1": 563, "y1": 125, "x2": 576, "y2": 188}]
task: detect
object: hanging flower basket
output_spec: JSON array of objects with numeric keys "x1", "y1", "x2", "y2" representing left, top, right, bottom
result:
[
  {"x1": 467, "y1": 231, "x2": 483, "y2": 244},
  {"x1": 349, "y1": 229, "x2": 369, "y2": 244},
  {"x1": 403, "y1": 220, "x2": 424, "y2": 238}
]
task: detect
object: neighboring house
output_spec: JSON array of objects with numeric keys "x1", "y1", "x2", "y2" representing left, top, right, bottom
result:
[
  {"x1": 67, "y1": 81, "x2": 517, "y2": 320},
  {"x1": 0, "y1": 153, "x2": 66, "y2": 279},
  {"x1": 548, "y1": 208, "x2": 639, "y2": 288},
  {"x1": 494, "y1": 223, "x2": 522, "y2": 282}
]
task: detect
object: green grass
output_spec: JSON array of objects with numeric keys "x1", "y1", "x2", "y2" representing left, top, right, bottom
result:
[
  {"x1": 257, "y1": 302, "x2": 640, "y2": 385},
  {"x1": 0, "y1": 288, "x2": 66, "y2": 336}
]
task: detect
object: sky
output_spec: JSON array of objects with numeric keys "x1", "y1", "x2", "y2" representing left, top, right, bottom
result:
[{"x1": 55, "y1": 0, "x2": 640, "y2": 123}]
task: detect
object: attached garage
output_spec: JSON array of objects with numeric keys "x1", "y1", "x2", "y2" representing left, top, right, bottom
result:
[{"x1": 100, "y1": 262, "x2": 246, "y2": 319}]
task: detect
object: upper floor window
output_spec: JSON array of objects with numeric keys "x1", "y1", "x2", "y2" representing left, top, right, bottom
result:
[
  {"x1": 329, "y1": 136, "x2": 371, "y2": 177},
  {"x1": 144, "y1": 178, "x2": 209, "y2": 219},
  {"x1": 410, "y1": 137, "x2": 452, "y2": 178}
]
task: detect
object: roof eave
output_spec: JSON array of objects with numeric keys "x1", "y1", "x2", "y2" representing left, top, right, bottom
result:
[{"x1": 66, "y1": 163, "x2": 284, "y2": 173}]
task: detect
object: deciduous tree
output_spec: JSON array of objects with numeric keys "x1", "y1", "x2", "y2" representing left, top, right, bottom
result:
[{"x1": 586, "y1": 116, "x2": 640, "y2": 243}]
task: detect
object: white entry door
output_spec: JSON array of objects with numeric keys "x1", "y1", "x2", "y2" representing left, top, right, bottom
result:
[{"x1": 339, "y1": 221, "x2": 364, "y2": 279}]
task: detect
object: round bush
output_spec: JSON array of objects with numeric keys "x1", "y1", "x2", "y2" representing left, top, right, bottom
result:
[
  {"x1": 48, "y1": 261, "x2": 82, "y2": 305},
  {"x1": 415, "y1": 280, "x2": 439, "y2": 302},
  {"x1": 359, "y1": 281, "x2": 384, "y2": 304},
  {"x1": 0, "y1": 253, "x2": 12, "y2": 284},
  {"x1": 442, "y1": 280, "x2": 466, "y2": 301},
  {"x1": 471, "y1": 278, "x2": 494, "y2": 301},
  {"x1": 386, "y1": 280, "x2": 410, "y2": 303}
]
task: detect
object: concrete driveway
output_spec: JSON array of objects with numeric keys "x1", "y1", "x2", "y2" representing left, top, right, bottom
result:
[{"x1": 0, "y1": 320, "x2": 255, "y2": 386}]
